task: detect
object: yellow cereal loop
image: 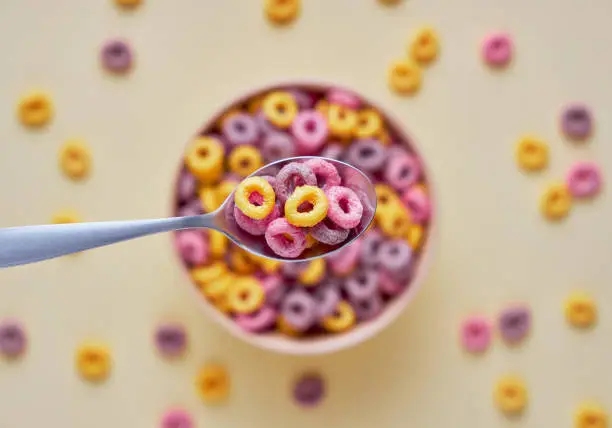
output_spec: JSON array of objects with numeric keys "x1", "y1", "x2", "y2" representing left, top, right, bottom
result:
[
  {"x1": 234, "y1": 176, "x2": 275, "y2": 220},
  {"x1": 230, "y1": 249, "x2": 257, "y2": 274},
  {"x1": 565, "y1": 291, "x2": 597, "y2": 328},
  {"x1": 515, "y1": 136, "x2": 549, "y2": 171},
  {"x1": 58, "y1": 139, "x2": 92, "y2": 180},
  {"x1": 354, "y1": 109, "x2": 383, "y2": 139},
  {"x1": 406, "y1": 224, "x2": 424, "y2": 250},
  {"x1": 540, "y1": 182, "x2": 572, "y2": 221},
  {"x1": 247, "y1": 95, "x2": 264, "y2": 114},
  {"x1": 228, "y1": 145, "x2": 263, "y2": 178},
  {"x1": 114, "y1": 0, "x2": 141, "y2": 7},
  {"x1": 328, "y1": 104, "x2": 358, "y2": 140},
  {"x1": 375, "y1": 184, "x2": 401, "y2": 208},
  {"x1": 227, "y1": 277, "x2": 265, "y2": 314},
  {"x1": 259, "y1": 257, "x2": 281, "y2": 274},
  {"x1": 202, "y1": 273, "x2": 234, "y2": 300},
  {"x1": 388, "y1": 59, "x2": 422, "y2": 95},
  {"x1": 575, "y1": 402, "x2": 608, "y2": 428},
  {"x1": 209, "y1": 230, "x2": 228, "y2": 258},
  {"x1": 315, "y1": 99, "x2": 329, "y2": 117},
  {"x1": 191, "y1": 261, "x2": 228, "y2": 287},
  {"x1": 76, "y1": 343, "x2": 111, "y2": 383},
  {"x1": 264, "y1": 0, "x2": 300, "y2": 25},
  {"x1": 185, "y1": 137, "x2": 224, "y2": 184},
  {"x1": 17, "y1": 91, "x2": 53, "y2": 127},
  {"x1": 284, "y1": 186, "x2": 329, "y2": 227},
  {"x1": 195, "y1": 362, "x2": 230, "y2": 404},
  {"x1": 298, "y1": 258, "x2": 326, "y2": 286},
  {"x1": 305, "y1": 233, "x2": 317, "y2": 249},
  {"x1": 52, "y1": 209, "x2": 81, "y2": 224},
  {"x1": 494, "y1": 375, "x2": 527, "y2": 415},
  {"x1": 277, "y1": 315, "x2": 301, "y2": 336},
  {"x1": 262, "y1": 91, "x2": 298, "y2": 128},
  {"x1": 409, "y1": 27, "x2": 440, "y2": 65},
  {"x1": 216, "y1": 180, "x2": 237, "y2": 206},
  {"x1": 322, "y1": 301, "x2": 356, "y2": 333},
  {"x1": 199, "y1": 186, "x2": 219, "y2": 212},
  {"x1": 378, "y1": 204, "x2": 411, "y2": 238}
]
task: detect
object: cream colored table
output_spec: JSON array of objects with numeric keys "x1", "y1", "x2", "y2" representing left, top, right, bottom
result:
[{"x1": 0, "y1": 0, "x2": 611, "y2": 427}]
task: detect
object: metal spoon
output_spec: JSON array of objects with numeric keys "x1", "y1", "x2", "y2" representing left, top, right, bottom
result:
[{"x1": 0, "y1": 157, "x2": 376, "y2": 268}]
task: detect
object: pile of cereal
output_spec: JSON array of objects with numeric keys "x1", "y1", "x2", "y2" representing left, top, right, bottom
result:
[{"x1": 173, "y1": 85, "x2": 432, "y2": 337}]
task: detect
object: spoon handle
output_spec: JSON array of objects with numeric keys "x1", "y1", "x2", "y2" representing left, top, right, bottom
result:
[{"x1": 0, "y1": 214, "x2": 214, "y2": 268}]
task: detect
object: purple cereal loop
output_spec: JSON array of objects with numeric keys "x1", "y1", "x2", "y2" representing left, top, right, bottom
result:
[
  {"x1": 328, "y1": 238, "x2": 362, "y2": 276},
  {"x1": 384, "y1": 154, "x2": 422, "y2": 192},
  {"x1": 265, "y1": 218, "x2": 307, "y2": 258},
  {"x1": 350, "y1": 186, "x2": 376, "y2": 230},
  {"x1": 320, "y1": 143, "x2": 344, "y2": 160},
  {"x1": 281, "y1": 290, "x2": 317, "y2": 331},
  {"x1": 177, "y1": 170, "x2": 197, "y2": 202},
  {"x1": 100, "y1": 39, "x2": 133, "y2": 73},
  {"x1": 560, "y1": 104, "x2": 593, "y2": 141},
  {"x1": 344, "y1": 270, "x2": 379, "y2": 300},
  {"x1": 360, "y1": 230, "x2": 383, "y2": 267},
  {"x1": 304, "y1": 158, "x2": 341, "y2": 191},
  {"x1": 222, "y1": 113, "x2": 259, "y2": 146},
  {"x1": 236, "y1": 306, "x2": 278, "y2": 332},
  {"x1": 378, "y1": 269, "x2": 405, "y2": 296},
  {"x1": 378, "y1": 240, "x2": 412, "y2": 274},
  {"x1": 260, "y1": 274, "x2": 285, "y2": 306},
  {"x1": 566, "y1": 161, "x2": 602, "y2": 198},
  {"x1": 275, "y1": 162, "x2": 317, "y2": 204},
  {"x1": 345, "y1": 139, "x2": 387, "y2": 173},
  {"x1": 498, "y1": 305, "x2": 531, "y2": 343},
  {"x1": 178, "y1": 198, "x2": 203, "y2": 217},
  {"x1": 175, "y1": 230, "x2": 209, "y2": 266},
  {"x1": 234, "y1": 202, "x2": 281, "y2": 236},
  {"x1": 161, "y1": 409, "x2": 194, "y2": 428},
  {"x1": 155, "y1": 323, "x2": 188, "y2": 357},
  {"x1": 325, "y1": 186, "x2": 364, "y2": 229},
  {"x1": 255, "y1": 110, "x2": 279, "y2": 135},
  {"x1": 313, "y1": 281, "x2": 341, "y2": 318},
  {"x1": 291, "y1": 110, "x2": 329, "y2": 155},
  {"x1": 309, "y1": 218, "x2": 350, "y2": 245},
  {"x1": 261, "y1": 132, "x2": 296, "y2": 163},
  {"x1": 327, "y1": 88, "x2": 361, "y2": 109},
  {"x1": 287, "y1": 89, "x2": 316, "y2": 109},
  {"x1": 401, "y1": 186, "x2": 431, "y2": 223},
  {"x1": 293, "y1": 372, "x2": 326, "y2": 407},
  {"x1": 351, "y1": 293, "x2": 383, "y2": 321},
  {"x1": 0, "y1": 320, "x2": 27, "y2": 357},
  {"x1": 281, "y1": 261, "x2": 309, "y2": 279}
]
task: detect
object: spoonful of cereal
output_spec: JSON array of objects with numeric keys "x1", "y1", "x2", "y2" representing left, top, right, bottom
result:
[{"x1": 0, "y1": 157, "x2": 376, "y2": 268}]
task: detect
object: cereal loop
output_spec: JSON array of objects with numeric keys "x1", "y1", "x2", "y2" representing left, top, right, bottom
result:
[
  {"x1": 540, "y1": 182, "x2": 572, "y2": 221},
  {"x1": 575, "y1": 403, "x2": 608, "y2": 428},
  {"x1": 52, "y1": 209, "x2": 81, "y2": 224},
  {"x1": 76, "y1": 342, "x2": 111, "y2": 383},
  {"x1": 114, "y1": 0, "x2": 141, "y2": 7},
  {"x1": 378, "y1": 204, "x2": 411, "y2": 238},
  {"x1": 410, "y1": 27, "x2": 440, "y2": 64},
  {"x1": 0, "y1": 320, "x2": 27, "y2": 358},
  {"x1": 196, "y1": 362, "x2": 230, "y2": 404},
  {"x1": 515, "y1": 136, "x2": 548, "y2": 171},
  {"x1": 482, "y1": 33, "x2": 513, "y2": 68},
  {"x1": 161, "y1": 409, "x2": 193, "y2": 428},
  {"x1": 264, "y1": 0, "x2": 300, "y2": 25},
  {"x1": 18, "y1": 91, "x2": 53, "y2": 127},
  {"x1": 325, "y1": 186, "x2": 363, "y2": 229},
  {"x1": 388, "y1": 59, "x2": 422, "y2": 95},
  {"x1": 228, "y1": 145, "x2": 263, "y2": 178},
  {"x1": 285, "y1": 185, "x2": 329, "y2": 227},
  {"x1": 227, "y1": 277, "x2": 265, "y2": 314},
  {"x1": 565, "y1": 291, "x2": 597, "y2": 328},
  {"x1": 185, "y1": 137, "x2": 224, "y2": 183},
  {"x1": 494, "y1": 375, "x2": 527, "y2": 414},
  {"x1": 460, "y1": 316, "x2": 491, "y2": 353},
  {"x1": 262, "y1": 91, "x2": 298, "y2": 128},
  {"x1": 298, "y1": 258, "x2": 326, "y2": 286},
  {"x1": 235, "y1": 176, "x2": 276, "y2": 220},
  {"x1": 354, "y1": 109, "x2": 383, "y2": 139},
  {"x1": 264, "y1": 218, "x2": 307, "y2": 258},
  {"x1": 327, "y1": 104, "x2": 358, "y2": 140},
  {"x1": 58, "y1": 139, "x2": 92, "y2": 180},
  {"x1": 566, "y1": 161, "x2": 602, "y2": 198},
  {"x1": 560, "y1": 104, "x2": 593, "y2": 141},
  {"x1": 321, "y1": 301, "x2": 356, "y2": 333},
  {"x1": 191, "y1": 261, "x2": 228, "y2": 287}
]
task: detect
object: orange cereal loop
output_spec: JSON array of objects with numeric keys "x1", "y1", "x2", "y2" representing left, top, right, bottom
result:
[
  {"x1": 17, "y1": 91, "x2": 53, "y2": 127},
  {"x1": 377, "y1": 128, "x2": 392, "y2": 146},
  {"x1": 327, "y1": 104, "x2": 358, "y2": 140},
  {"x1": 315, "y1": 99, "x2": 329, "y2": 117},
  {"x1": 59, "y1": 139, "x2": 92, "y2": 181},
  {"x1": 196, "y1": 362, "x2": 230, "y2": 404},
  {"x1": 540, "y1": 182, "x2": 572, "y2": 221},
  {"x1": 277, "y1": 315, "x2": 301, "y2": 336},
  {"x1": 264, "y1": 0, "x2": 301, "y2": 25},
  {"x1": 228, "y1": 145, "x2": 263, "y2": 178},
  {"x1": 191, "y1": 261, "x2": 228, "y2": 287},
  {"x1": 575, "y1": 402, "x2": 608, "y2": 428},
  {"x1": 114, "y1": 0, "x2": 141, "y2": 7},
  {"x1": 262, "y1": 91, "x2": 298, "y2": 128},
  {"x1": 230, "y1": 249, "x2": 257, "y2": 274},
  {"x1": 247, "y1": 95, "x2": 264, "y2": 114},
  {"x1": 378, "y1": 204, "x2": 411, "y2": 238},
  {"x1": 410, "y1": 27, "x2": 440, "y2": 65},
  {"x1": 185, "y1": 137, "x2": 224, "y2": 184},
  {"x1": 76, "y1": 343, "x2": 111, "y2": 383},
  {"x1": 515, "y1": 136, "x2": 549, "y2": 172},
  {"x1": 354, "y1": 109, "x2": 383, "y2": 139},
  {"x1": 388, "y1": 59, "x2": 422, "y2": 95},
  {"x1": 52, "y1": 209, "x2": 81, "y2": 224},
  {"x1": 406, "y1": 224, "x2": 424, "y2": 250}
]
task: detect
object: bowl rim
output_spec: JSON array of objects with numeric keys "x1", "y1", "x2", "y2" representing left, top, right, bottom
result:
[{"x1": 170, "y1": 79, "x2": 438, "y2": 355}]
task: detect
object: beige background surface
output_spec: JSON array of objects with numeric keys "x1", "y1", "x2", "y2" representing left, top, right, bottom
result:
[{"x1": 0, "y1": 0, "x2": 611, "y2": 427}]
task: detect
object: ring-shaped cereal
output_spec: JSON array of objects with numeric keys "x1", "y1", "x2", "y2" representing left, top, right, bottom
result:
[
  {"x1": 227, "y1": 277, "x2": 265, "y2": 314},
  {"x1": 354, "y1": 109, "x2": 383, "y2": 139},
  {"x1": 264, "y1": 0, "x2": 300, "y2": 25},
  {"x1": 494, "y1": 375, "x2": 527, "y2": 414},
  {"x1": 406, "y1": 224, "x2": 424, "y2": 250},
  {"x1": 284, "y1": 185, "x2": 329, "y2": 227},
  {"x1": 575, "y1": 403, "x2": 608, "y2": 428},
  {"x1": 515, "y1": 136, "x2": 548, "y2": 171},
  {"x1": 52, "y1": 209, "x2": 81, "y2": 224},
  {"x1": 378, "y1": 204, "x2": 411, "y2": 238},
  {"x1": 191, "y1": 261, "x2": 228, "y2": 287},
  {"x1": 18, "y1": 91, "x2": 53, "y2": 127},
  {"x1": 228, "y1": 145, "x2": 263, "y2": 177},
  {"x1": 540, "y1": 182, "x2": 572, "y2": 221},
  {"x1": 388, "y1": 59, "x2": 422, "y2": 95},
  {"x1": 297, "y1": 258, "x2": 326, "y2": 286},
  {"x1": 76, "y1": 342, "x2": 111, "y2": 382},
  {"x1": 230, "y1": 249, "x2": 257, "y2": 274},
  {"x1": 234, "y1": 176, "x2": 276, "y2": 220},
  {"x1": 375, "y1": 184, "x2": 401, "y2": 208},
  {"x1": 59, "y1": 139, "x2": 92, "y2": 180},
  {"x1": 209, "y1": 230, "x2": 228, "y2": 258},
  {"x1": 195, "y1": 362, "x2": 230, "y2": 404},
  {"x1": 327, "y1": 104, "x2": 358, "y2": 140},
  {"x1": 262, "y1": 91, "x2": 298, "y2": 128},
  {"x1": 410, "y1": 27, "x2": 440, "y2": 64},
  {"x1": 185, "y1": 137, "x2": 224, "y2": 183},
  {"x1": 565, "y1": 291, "x2": 597, "y2": 328},
  {"x1": 321, "y1": 301, "x2": 356, "y2": 333}
]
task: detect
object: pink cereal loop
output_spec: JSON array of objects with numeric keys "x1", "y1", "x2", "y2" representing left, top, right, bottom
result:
[
  {"x1": 328, "y1": 238, "x2": 362, "y2": 276},
  {"x1": 566, "y1": 161, "x2": 602, "y2": 198},
  {"x1": 327, "y1": 88, "x2": 362, "y2": 109},
  {"x1": 460, "y1": 315, "x2": 492, "y2": 353},
  {"x1": 236, "y1": 306, "x2": 278, "y2": 332},
  {"x1": 161, "y1": 409, "x2": 193, "y2": 428},
  {"x1": 325, "y1": 186, "x2": 364, "y2": 229},
  {"x1": 304, "y1": 158, "x2": 341, "y2": 191},
  {"x1": 264, "y1": 218, "x2": 308, "y2": 258},
  {"x1": 175, "y1": 231, "x2": 209, "y2": 266},
  {"x1": 291, "y1": 110, "x2": 329, "y2": 155},
  {"x1": 482, "y1": 33, "x2": 513, "y2": 67},
  {"x1": 401, "y1": 186, "x2": 431, "y2": 224}
]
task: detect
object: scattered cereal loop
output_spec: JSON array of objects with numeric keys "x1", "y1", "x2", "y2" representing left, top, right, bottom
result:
[
  {"x1": 0, "y1": 319, "x2": 27, "y2": 358},
  {"x1": 498, "y1": 304, "x2": 531, "y2": 344},
  {"x1": 410, "y1": 27, "x2": 440, "y2": 65},
  {"x1": 566, "y1": 161, "x2": 603, "y2": 199},
  {"x1": 154, "y1": 323, "x2": 188, "y2": 358},
  {"x1": 378, "y1": 0, "x2": 402, "y2": 5},
  {"x1": 52, "y1": 209, "x2": 81, "y2": 224},
  {"x1": 460, "y1": 315, "x2": 491, "y2": 353},
  {"x1": 160, "y1": 409, "x2": 193, "y2": 428},
  {"x1": 540, "y1": 182, "x2": 572, "y2": 221},
  {"x1": 565, "y1": 291, "x2": 597, "y2": 329},
  {"x1": 114, "y1": 0, "x2": 141, "y2": 8},
  {"x1": 574, "y1": 402, "x2": 608, "y2": 428},
  {"x1": 494, "y1": 375, "x2": 527, "y2": 415},
  {"x1": 292, "y1": 371, "x2": 326, "y2": 408},
  {"x1": 195, "y1": 362, "x2": 230, "y2": 404},
  {"x1": 388, "y1": 59, "x2": 422, "y2": 95},
  {"x1": 75, "y1": 342, "x2": 111, "y2": 383},
  {"x1": 515, "y1": 136, "x2": 549, "y2": 172},
  {"x1": 264, "y1": 0, "x2": 300, "y2": 25},
  {"x1": 59, "y1": 139, "x2": 92, "y2": 181},
  {"x1": 482, "y1": 33, "x2": 513, "y2": 68},
  {"x1": 17, "y1": 91, "x2": 53, "y2": 128},
  {"x1": 560, "y1": 103, "x2": 593, "y2": 141},
  {"x1": 100, "y1": 39, "x2": 133, "y2": 74}
]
